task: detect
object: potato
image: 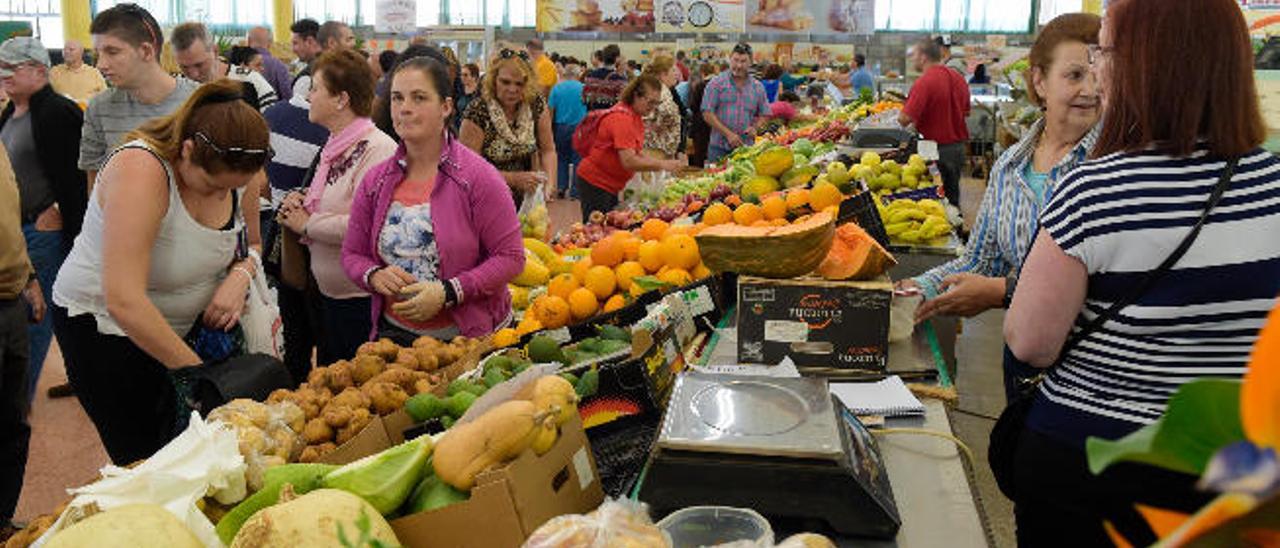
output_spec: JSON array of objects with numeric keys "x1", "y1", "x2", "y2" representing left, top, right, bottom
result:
[
  {"x1": 369, "y1": 368, "x2": 417, "y2": 392},
  {"x1": 326, "y1": 362, "x2": 354, "y2": 392},
  {"x1": 322, "y1": 405, "x2": 353, "y2": 428},
  {"x1": 331, "y1": 387, "x2": 371, "y2": 411},
  {"x1": 412, "y1": 348, "x2": 440, "y2": 371},
  {"x1": 362, "y1": 382, "x2": 409, "y2": 415},
  {"x1": 412, "y1": 335, "x2": 440, "y2": 349},
  {"x1": 373, "y1": 338, "x2": 400, "y2": 361},
  {"x1": 392, "y1": 349, "x2": 419, "y2": 370},
  {"x1": 266, "y1": 388, "x2": 291, "y2": 405},
  {"x1": 274, "y1": 401, "x2": 306, "y2": 434},
  {"x1": 302, "y1": 418, "x2": 333, "y2": 444},
  {"x1": 414, "y1": 378, "x2": 435, "y2": 395},
  {"x1": 350, "y1": 354, "x2": 385, "y2": 385},
  {"x1": 298, "y1": 445, "x2": 321, "y2": 463},
  {"x1": 347, "y1": 408, "x2": 372, "y2": 433}
]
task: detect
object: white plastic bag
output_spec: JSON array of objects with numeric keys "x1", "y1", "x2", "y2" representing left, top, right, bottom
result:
[
  {"x1": 240, "y1": 254, "x2": 284, "y2": 360},
  {"x1": 34, "y1": 413, "x2": 246, "y2": 548},
  {"x1": 523, "y1": 498, "x2": 669, "y2": 548},
  {"x1": 519, "y1": 185, "x2": 550, "y2": 241}
]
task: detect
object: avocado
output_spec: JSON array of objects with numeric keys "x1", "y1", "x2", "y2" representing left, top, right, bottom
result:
[
  {"x1": 576, "y1": 366, "x2": 600, "y2": 398},
  {"x1": 486, "y1": 355, "x2": 515, "y2": 374},
  {"x1": 404, "y1": 393, "x2": 446, "y2": 422},
  {"x1": 597, "y1": 325, "x2": 631, "y2": 342},
  {"x1": 483, "y1": 368, "x2": 507, "y2": 388},
  {"x1": 445, "y1": 391, "x2": 478, "y2": 418},
  {"x1": 527, "y1": 335, "x2": 566, "y2": 364},
  {"x1": 445, "y1": 378, "x2": 472, "y2": 396}
]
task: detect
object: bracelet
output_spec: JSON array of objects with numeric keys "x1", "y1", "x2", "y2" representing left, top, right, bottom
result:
[{"x1": 232, "y1": 265, "x2": 254, "y2": 283}]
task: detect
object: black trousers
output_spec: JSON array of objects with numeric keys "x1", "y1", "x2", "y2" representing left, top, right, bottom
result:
[
  {"x1": 51, "y1": 304, "x2": 180, "y2": 465},
  {"x1": 317, "y1": 294, "x2": 371, "y2": 366},
  {"x1": 0, "y1": 299, "x2": 30, "y2": 523},
  {"x1": 936, "y1": 142, "x2": 965, "y2": 208},
  {"x1": 278, "y1": 281, "x2": 321, "y2": 386},
  {"x1": 579, "y1": 176, "x2": 619, "y2": 223},
  {"x1": 1013, "y1": 426, "x2": 1214, "y2": 547}
]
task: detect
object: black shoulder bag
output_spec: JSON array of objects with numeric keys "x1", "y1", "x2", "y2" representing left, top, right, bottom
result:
[{"x1": 988, "y1": 157, "x2": 1238, "y2": 499}]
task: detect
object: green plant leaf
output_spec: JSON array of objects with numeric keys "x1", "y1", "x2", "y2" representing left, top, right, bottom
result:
[{"x1": 1087, "y1": 379, "x2": 1247, "y2": 476}]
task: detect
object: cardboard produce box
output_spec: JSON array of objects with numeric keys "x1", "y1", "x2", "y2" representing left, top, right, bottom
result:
[
  {"x1": 737, "y1": 276, "x2": 892, "y2": 370},
  {"x1": 389, "y1": 414, "x2": 605, "y2": 548}
]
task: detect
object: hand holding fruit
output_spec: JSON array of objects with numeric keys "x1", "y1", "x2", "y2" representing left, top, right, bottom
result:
[
  {"x1": 370, "y1": 265, "x2": 416, "y2": 297},
  {"x1": 393, "y1": 281, "x2": 446, "y2": 323},
  {"x1": 510, "y1": 171, "x2": 544, "y2": 193},
  {"x1": 726, "y1": 133, "x2": 745, "y2": 148},
  {"x1": 915, "y1": 273, "x2": 1005, "y2": 322}
]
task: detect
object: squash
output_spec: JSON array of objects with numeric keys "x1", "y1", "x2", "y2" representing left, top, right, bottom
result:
[
  {"x1": 816, "y1": 223, "x2": 898, "y2": 281},
  {"x1": 431, "y1": 400, "x2": 548, "y2": 490},
  {"x1": 47, "y1": 504, "x2": 202, "y2": 548},
  {"x1": 230, "y1": 489, "x2": 397, "y2": 548},
  {"x1": 695, "y1": 211, "x2": 836, "y2": 279},
  {"x1": 753, "y1": 146, "x2": 795, "y2": 177},
  {"x1": 515, "y1": 375, "x2": 580, "y2": 425},
  {"x1": 740, "y1": 175, "x2": 780, "y2": 202}
]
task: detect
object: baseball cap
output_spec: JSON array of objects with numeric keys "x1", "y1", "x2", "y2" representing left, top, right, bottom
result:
[{"x1": 0, "y1": 37, "x2": 51, "y2": 77}]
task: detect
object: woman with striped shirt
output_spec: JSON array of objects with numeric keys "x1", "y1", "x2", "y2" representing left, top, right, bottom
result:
[{"x1": 1004, "y1": 0, "x2": 1280, "y2": 544}]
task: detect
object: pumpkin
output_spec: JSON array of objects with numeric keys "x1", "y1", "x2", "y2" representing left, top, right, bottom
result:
[
  {"x1": 753, "y1": 146, "x2": 795, "y2": 178},
  {"x1": 816, "y1": 223, "x2": 898, "y2": 281},
  {"x1": 695, "y1": 211, "x2": 836, "y2": 279}
]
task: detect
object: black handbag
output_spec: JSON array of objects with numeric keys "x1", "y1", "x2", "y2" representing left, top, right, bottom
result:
[
  {"x1": 173, "y1": 353, "x2": 294, "y2": 417},
  {"x1": 988, "y1": 157, "x2": 1238, "y2": 499}
]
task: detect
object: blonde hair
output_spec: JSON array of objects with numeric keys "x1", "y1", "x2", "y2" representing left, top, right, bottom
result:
[
  {"x1": 483, "y1": 54, "x2": 539, "y2": 104},
  {"x1": 643, "y1": 54, "x2": 675, "y2": 79}
]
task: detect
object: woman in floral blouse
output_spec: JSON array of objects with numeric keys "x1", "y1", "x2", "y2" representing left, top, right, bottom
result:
[
  {"x1": 641, "y1": 54, "x2": 689, "y2": 159},
  {"x1": 459, "y1": 49, "x2": 556, "y2": 207}
]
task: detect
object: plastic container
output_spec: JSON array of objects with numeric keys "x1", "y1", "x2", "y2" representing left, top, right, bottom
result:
[
  {"x1": 889, "y1": 292, "x2": 922, "y2": 343},
  {"x1": 657, "y1": 506, "x2": 774, "y2": 548}
]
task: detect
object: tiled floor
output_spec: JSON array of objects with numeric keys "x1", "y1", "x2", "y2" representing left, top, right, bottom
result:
[{"x1": 14, "y1": 182, "x2": 1017, "y2": 547}]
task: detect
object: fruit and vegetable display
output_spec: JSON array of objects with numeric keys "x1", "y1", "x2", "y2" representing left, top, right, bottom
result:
[
  {"x1": 259, "y1": 335, "x2": 485, "y2": 463},
  {"x1": 877, "y1": 198, "x2": 953, "y2": 245}
]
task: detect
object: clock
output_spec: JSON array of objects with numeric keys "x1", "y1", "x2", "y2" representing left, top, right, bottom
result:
[{"x1": 688, "y1": 1, "x2": 714, "y2": 27}]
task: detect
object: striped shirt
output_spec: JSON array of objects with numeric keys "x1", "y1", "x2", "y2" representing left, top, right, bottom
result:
[
  {"x1": 913, "y1": 119, "x2": 1100, "y2": 298},
  {"x1": 1028, "y1": 146, "x2": 1280, "y2": 448},
  {"x1": 263, "y1": 94, "x2": 328, "y2": 208},
  {"x1": 78, "y1": 78, "x2": 198, "y2": 172}
]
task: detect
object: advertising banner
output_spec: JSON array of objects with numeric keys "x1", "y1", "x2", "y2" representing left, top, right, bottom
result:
[
  {"x1": 537, "y1": 0, "x2": 656, "y2": 33},
  {"x1": 656, "y1": 0, "x2": 746, "y2": 33},
  {"x1": 744, "y1": 0, "x2": 874, "y2": 35}
]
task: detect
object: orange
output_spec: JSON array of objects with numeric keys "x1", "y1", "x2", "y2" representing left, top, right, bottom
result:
[
  {"x1": 639, "y1": 218, "x2": 670, "y2": 241},
  {"x1": 658, "y1": 268, "x2": 692, "y2": 287},
  {"x1": 568, "y1": 287, "x2": 599, "y2": 321},
  {"x1": 702, "y1": 203, "x2": 733, "y2": 226},
  {"x1": 786, "y1": 188, "x2": 810, "y2": 211},
  {"x1": 660, "y1": 234, "x2": 701, "y2": 271},
  {"x1": 547, "y1": 273, "x2": 580, "y2": 301},
  {"x1": 590, "y1": 237, "x2": 625, "y2": 268},
  {"x1": 809, "y1": 182, "x2": 843, "y2": 211},
  {"x1": 534, "y1": 296, "x2": 571, "y2": 329},
  {"x1": 620, "y1": 235, "x2": 643, "y2": 261},
  {"x1": 614, "y1": 261, "x2": 646, "y2": 292},
  {"x1": 661, "y1": 224, "x2": 692, "y2": 241},
  {"x1": 761, "y1": 196, "x2": 787, "y2": 220},
  {"x1": 733, "y1": 203, "x2": 763, "y2": 226},
  {"x1": 692, "y1": 262, "x2": 712, "y2": 280},
  {"x1": 572, "y1": 257, "x2": 593, "y2": 284},
  {"x1": 584, "y1": 265, "x2": 618, "y2": 299},
  {"x1": 751, "y1": 220, "x2": 772, "y2": 227},
  {"x1": 602, "y1": 294, "x2": 627, "y2": 313},
  {"x1": 637, "y1": 240, "x2": 665, "y2": 273},
  {"x1": 629, "y1": 282, "x2": 649, "y2": 298}
]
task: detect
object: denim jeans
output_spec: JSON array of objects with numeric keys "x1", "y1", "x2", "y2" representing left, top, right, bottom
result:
[
  {"x1": 553, "y1": 122, "x2": 581, "y2": 198},
  {"x1": 22, "y1": 224, "x2": 64, "y2": 403}
]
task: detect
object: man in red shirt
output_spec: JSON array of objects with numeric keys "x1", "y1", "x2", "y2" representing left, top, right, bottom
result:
[{"x1": 899, "y1": 38, "x2": 970, "y2": 206}]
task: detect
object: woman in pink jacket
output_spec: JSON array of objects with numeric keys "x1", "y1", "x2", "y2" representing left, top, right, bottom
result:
[
  {"x1": 342, "y1": 57, "x2": 524, "y2": 343},
  {"x1": 278, "y1": 49, "x2": 397, "y2": 363}
]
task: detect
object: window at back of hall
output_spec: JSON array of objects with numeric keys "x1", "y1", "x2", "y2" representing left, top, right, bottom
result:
[{"x1": 874, "y1": 0, "x2": 1035, "y2": 33}]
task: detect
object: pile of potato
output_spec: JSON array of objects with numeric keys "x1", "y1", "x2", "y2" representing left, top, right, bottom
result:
[{"x1": 266, "y1": 336, "x2": 484, "y2": 463}]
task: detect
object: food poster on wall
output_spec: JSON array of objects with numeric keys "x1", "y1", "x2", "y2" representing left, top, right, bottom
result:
[
  {"x1": 656, "y1": 0, "x2": 746, "y2": 33},
  {"x1": 745, "y1": 0, "x2": 873, "y2": 35},
  {"x1": 538, "y1": 0, "x2": 656, "y2": 33}
]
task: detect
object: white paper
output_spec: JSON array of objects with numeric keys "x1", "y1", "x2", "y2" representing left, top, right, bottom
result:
[
  {"x1": 375, "y1": 0, "x2": 417, "y2": 33},
  {"x1": 830, "y1": 376, "x2": 925, "y2": 417}
]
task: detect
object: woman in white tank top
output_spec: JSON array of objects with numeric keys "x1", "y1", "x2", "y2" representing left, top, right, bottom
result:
[{"x1": 50, "y1": 81, "x2": 272, "y2": 464}]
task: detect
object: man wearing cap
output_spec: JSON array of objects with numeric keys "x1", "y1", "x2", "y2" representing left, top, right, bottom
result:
[
  {"x1": 0, "y1": 37, "x2": 87, "y2": 402},
  {"x1": 48, "y1": 39, "x2": 106, "y2": 105}
]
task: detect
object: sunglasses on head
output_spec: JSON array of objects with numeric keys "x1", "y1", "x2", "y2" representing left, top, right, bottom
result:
[
  {"x1": 733, "y1": 44, "x2": 753, "y2": 55},
  {"x1": 195, "y1": 131, "x2": 273, "y2": 167},
  {"x1": 499, "y1": 48, "x2": 530, "y2": 62}
]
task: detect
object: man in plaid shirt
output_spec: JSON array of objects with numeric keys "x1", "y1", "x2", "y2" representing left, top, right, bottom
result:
[{"x1": 701, "y1": 43, "x2": 771, "y2": 164}]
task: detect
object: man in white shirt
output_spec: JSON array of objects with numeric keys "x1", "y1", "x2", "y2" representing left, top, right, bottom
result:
[{"x1": 171, "y1": 22, "x2": 278, "y2": 111}]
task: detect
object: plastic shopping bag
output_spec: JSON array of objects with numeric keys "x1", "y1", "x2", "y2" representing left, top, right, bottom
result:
[{"x1": 519, "y1": 185, "x2": 550, "y2": 241}]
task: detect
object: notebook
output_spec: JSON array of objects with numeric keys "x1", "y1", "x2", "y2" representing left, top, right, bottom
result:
[{"x1": 829, "y1": 376, "x2": 926, "y2": 418}]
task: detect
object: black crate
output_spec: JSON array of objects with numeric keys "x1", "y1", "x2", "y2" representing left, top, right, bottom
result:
[
  {"x1": 585, "y1": 414, "x2": 661, "y2": 498},
  {"x1": 837, "y1": 192, "x2": 891, "y2": 248}
]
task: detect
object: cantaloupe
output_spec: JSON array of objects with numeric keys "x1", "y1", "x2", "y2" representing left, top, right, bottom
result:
[
  {"x1": 695, "y1": 211, "x2": 836, "y2": 279},
  {"x1": 816, "y1": 223, "x2": 898, "y2": 281}
]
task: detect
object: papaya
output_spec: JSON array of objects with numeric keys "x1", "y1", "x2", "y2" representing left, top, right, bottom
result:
[
  {"x1": 321, "y1": 436, "x2": 433, "y2": 515},
  {"x1": 432, "y1": 400, "x2": 548, "y2": 490},
  {"x1": 753, "y1": 146, "x2": 795, "y2": 177},
  {"x1": 740, "y1": 175, "x2": 780, "y2": 202},
  {"x1": 780, "y1": 165, "x2": 819, "y2": 188},
  {"x1": 695, "y1": 211, "x2": 836, "y2": 279},
  {"x1": 816, "y1": 223, "x2": 898, "y2": 281},
  {"x1": 530, "y1": 416, "x2": 559, "y2": 455}
]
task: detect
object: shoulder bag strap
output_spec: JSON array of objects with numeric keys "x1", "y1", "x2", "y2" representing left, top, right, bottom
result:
[{"x1": 1059, "y1": 157, "x2": 1238, "y2": 355}]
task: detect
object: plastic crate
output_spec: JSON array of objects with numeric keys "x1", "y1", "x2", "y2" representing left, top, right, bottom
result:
[
  {"x1": 585, "y1": 414, "x2": 660, "y2": 498},
  {"x1": 837, "y1": 191, "x2": 891, "y2": 248}
]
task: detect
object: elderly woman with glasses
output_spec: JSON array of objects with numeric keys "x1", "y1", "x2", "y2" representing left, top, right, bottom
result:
[
  {"x1": 459, "y1": 49, "x2": 556, "y2": 205},
  {"x1": 277, "y1": 49, "x2": 397, "y2": 365}
]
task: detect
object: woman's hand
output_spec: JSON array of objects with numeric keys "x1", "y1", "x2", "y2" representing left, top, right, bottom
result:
[
  {"x1": 662, "y1": 157, "x2": 688, "y2": 172},
  {"x1": 281, "y1": 191, "x2": 306, "y2": 212},
  {"x1": 369, "y1": 265, "x2": 416, "y2": 297},
  {"x1": 278, "y1": 205, "x2": 310, "y2": 235},
  {"x1": 391, "y1": 281, "x2": 445, "y2": 323},
  {"x1": 914, "y1": 273, "x2": 1005, "y2": 323},
  {"x1": 204, "y1": 265, "x2": 251, "y2": 331},
  {"x1": 507, "y1": 172, "x2": 543, "y2": 193}
]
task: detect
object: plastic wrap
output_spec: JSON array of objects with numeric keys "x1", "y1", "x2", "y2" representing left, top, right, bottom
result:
[
  {"x1": 206, "y1": 398, "x2": 305, "y2": 491},
  {"x1": 522, "y1": 498, "x2": 668, "y2": 548}
]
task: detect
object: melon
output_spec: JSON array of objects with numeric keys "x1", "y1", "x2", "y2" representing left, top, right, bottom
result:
[
  {"x1": 753, "y1": 147, "x2": 795, "y2": 178},
  {"x1": 816, "y1": 223, "x2": 898, "y2": 281},
  {"x1": 740, "y1": 175, "x2": 780, "y2": 202},
  {"x1": 695, "y1": 211, "x2": 836, "y2": 279}
]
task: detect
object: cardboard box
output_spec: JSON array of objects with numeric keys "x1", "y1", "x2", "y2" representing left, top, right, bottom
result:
[
  {"x1": 737, "y1": 276, "x2": 892, "y2": 370},
  {"x1": 389, "y1": 415, "x2": 605, "y2": 548}
]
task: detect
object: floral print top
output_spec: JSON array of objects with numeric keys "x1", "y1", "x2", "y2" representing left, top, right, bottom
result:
[
  {"x1": 463, "y1": 95, "x2": 545, "y2": 173},
  {"x1": 377, "y1": 178, "x2": 451, "y2": 331}
]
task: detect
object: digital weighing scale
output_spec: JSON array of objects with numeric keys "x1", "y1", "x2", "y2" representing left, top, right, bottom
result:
[{"x1": 638, "y1": 373, "x2": 901, "y2": 540}]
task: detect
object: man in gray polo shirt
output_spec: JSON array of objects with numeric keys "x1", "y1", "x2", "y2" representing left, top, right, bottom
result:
[{"x1": 80, "y1": 3, "x2": 197, "y2": 190}]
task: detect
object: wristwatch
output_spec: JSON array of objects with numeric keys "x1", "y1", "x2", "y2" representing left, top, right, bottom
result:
[{"x1": 1003, "y1": 275, "x2": 1017, "y2": 309}]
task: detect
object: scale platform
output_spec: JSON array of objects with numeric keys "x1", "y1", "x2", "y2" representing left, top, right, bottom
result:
[{"x1": 639, "y1": 373, "x2": 901, "y2": 539}]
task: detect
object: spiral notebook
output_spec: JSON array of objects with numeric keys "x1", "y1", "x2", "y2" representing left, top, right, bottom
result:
[{"x1": 829, "y1": 376, "x2": 926, "y2": 418}]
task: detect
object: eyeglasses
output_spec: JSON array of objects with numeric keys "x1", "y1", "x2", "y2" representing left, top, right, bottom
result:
[
  {"x1": 195, "y1": 132, "x2": 274, "y2": 166},
  {"x1": 1087, "y1": 45, "x2": 1114, "y2": 66},
  {"x1": 499, "y1": 48, "x2": 530, "y2": 62},
  {"x1": 733, "y1": 43, "x2": 753, "y2": 56}
]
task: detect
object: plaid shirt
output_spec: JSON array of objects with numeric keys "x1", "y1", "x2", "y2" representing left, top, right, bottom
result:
[
  {"x1": 911, "y1": 118, "x2": 1101, "y2": 298},
  {"x1": 700, "y1": 72, "x2": 770, "y2": 151}
]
